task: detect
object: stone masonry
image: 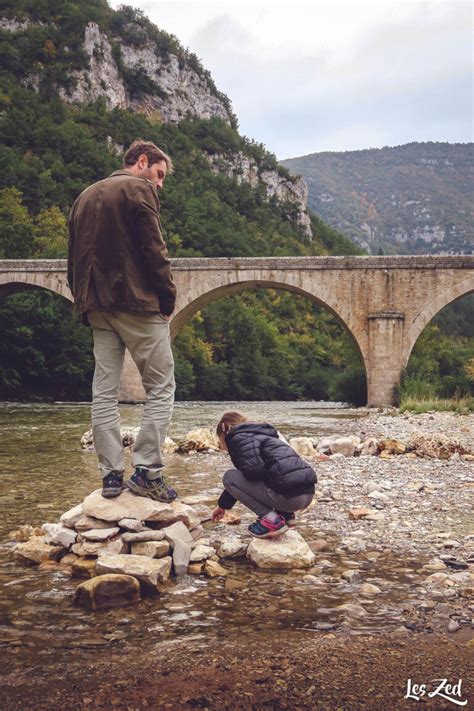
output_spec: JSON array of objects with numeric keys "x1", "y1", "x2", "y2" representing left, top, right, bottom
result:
[{"x1": 1, "y1": 256, "x2": 473, "y2": 406}]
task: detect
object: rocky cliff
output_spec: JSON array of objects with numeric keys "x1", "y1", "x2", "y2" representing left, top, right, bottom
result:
[{"x1": 0, "y1": 12, "x2": 313, "y2": 238}]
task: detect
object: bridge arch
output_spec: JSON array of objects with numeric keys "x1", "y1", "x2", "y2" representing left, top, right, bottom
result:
[
  {"x1": 404, "y1": 273, "x2": 474, "y2": 365},
  {"x1": 171, "y1": 276, "x2": 369, "y2": 379},
  {"x1": 0, "y1": 272, "x2": 72, "y2": 302}
]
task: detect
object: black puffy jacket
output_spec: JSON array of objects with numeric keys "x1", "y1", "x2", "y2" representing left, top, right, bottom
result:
[{"x1": 225, "y1": 422, "x2": 317, "y2": 496}]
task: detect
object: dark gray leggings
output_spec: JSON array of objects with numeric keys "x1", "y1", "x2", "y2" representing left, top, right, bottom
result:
[{"x1": 223, "y1": 468, "x2": 314, "y2": 518}]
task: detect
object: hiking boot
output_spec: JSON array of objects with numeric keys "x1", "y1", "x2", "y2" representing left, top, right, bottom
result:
[
  {"x1": 248, "y1": 512, "x2": 288, "y2": 538},
  {"x1": 101, "y1": 472, "x2": 124, "y2": 499},
  {"x1": 125, "y1": 468, "x2": 177, "y2": 503},
  {"x1": 277, "y1": 511, "x2": 297, "y2": 527}
]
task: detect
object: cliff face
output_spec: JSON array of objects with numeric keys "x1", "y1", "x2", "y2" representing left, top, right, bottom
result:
[
  {"x1": 1, "y1": 12, "x2": 313, "y2": 240},
  {"x1": 207, "y1": 152, "x2": 313, "y2": 238},
  {"x1": 282, "y1": 143, "x2": 474, "y2": 255}
]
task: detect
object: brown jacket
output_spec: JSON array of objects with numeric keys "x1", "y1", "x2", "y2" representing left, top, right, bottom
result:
[{"x1": 67, "y1": 170, "x2": 176, "y2": 323}]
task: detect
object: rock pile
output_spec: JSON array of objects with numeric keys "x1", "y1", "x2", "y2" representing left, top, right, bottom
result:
[{"x1": 10, "y1": 488, "x2": 316, "y2": 610}]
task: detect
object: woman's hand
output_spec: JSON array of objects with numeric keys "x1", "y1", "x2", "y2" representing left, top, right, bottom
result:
[{"x1": 211, "y1": 506, "x2": 226, "y2": 522}]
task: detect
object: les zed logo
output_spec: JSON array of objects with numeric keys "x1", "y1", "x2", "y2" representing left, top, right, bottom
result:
[{"x1": 405, "y1": 678, "x2": 467, "y2": 706}]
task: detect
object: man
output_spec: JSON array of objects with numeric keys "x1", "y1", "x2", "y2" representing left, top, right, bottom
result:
[{"x1": 68, "y1": 139, "x2": 178, "y2": 502}]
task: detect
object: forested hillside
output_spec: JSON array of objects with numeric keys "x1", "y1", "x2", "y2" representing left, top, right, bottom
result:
[
  {"x1": 0, "y1": 1, "x2": 471, "y2": 404},
  {"x1": 282, "y1": 143, "x2": 474, "y2": 256}
]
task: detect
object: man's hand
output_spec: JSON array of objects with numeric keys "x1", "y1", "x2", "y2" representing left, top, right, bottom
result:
[{"x1": 211, "y1": 506, "x2": 226, "y2": 523}]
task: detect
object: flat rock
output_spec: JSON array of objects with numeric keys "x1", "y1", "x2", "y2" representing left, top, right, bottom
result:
[
  {"x1": 96, "y1": 554, "x2": 172, "y2": 589},
  {"x1": 60, "y1": 503, "x2": 84, "y2": 528},
  {"x1": 74, "y1": 515, "x2": 115, "y2": 532},
  {"x1": 122, "y1": 530, "x2": 165, "y2": 543},
  {"x1": 118, "y1": 518, "x2": 147, "y2": 532},
  {"x1": 73, "y1": 574, "x2": 140, "y2": 611},
  {"x1": 82, "y1": 489, "x2": 199, "y2": 528},
  {"x1": 80, "y1": 527, "x2": 121, "y2": 542},
  {"x1": 360, "y1": 582, "x2": 382, "y2": 594},
  {"x1": 247, "y1": 530, "x2": 315, "y2": 569},
  {"x1": 131, "y1": 541, "x2": 170, "y2": 558},
  {"x1": 71, "y1": 537, "x2": 127, "y2": 557},
  {"x1": 14, "y1": 537, "x2": 64, "y2": 565},
  {"x1": 42, "y1": 523, "x2": 77, "y2": 548}
]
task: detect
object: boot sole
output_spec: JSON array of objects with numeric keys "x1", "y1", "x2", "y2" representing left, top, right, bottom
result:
[
  {"x1": 125, "y1": 479, "x2": 176, "y2": 503},
  {"x1": 249, "y1": 525, "x2": 289, "y2": 539}
]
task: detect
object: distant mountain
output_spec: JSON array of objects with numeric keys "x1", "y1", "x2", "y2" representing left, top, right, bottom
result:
[{"x1": 281, "y1": 142, "x2": 474, "y2": 255}]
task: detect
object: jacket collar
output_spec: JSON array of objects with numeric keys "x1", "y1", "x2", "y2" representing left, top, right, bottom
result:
[{"x1": 226, "y1": 422, "x2": 279, "y2": 444}]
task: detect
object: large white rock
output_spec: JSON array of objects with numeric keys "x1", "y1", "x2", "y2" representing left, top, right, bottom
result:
[
  {"x1": 122, "y1": 530, "x2": 165, "y2": 543},
  {"x1": 60, "y1": 503, "x2": 84, "y2": 528},
  {"x1": 82, "y1": 489, "x2": 199, "y2": 527},
  {"x1": 289, "y1": 437, "x2": 316, "y2": 458},
  {"x1": 96, "y1": 554, "x2": 172, "y2": 588},
  {"x1": 329, "y1": 438, "x2": 355, "y2": 457},
  {"x1": 42, "y1": 523, "x2": 77, "y2": 548},
  {"x1": 247, "y1": 530, "x2": 315, "y2": 569}
]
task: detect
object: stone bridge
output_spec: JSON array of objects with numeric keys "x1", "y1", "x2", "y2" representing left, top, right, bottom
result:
[{"x1": 1, "y1": 256, "x2": 473, "y2": 406}]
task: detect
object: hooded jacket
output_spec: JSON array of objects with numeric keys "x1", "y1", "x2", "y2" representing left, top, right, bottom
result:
[
  {"x1": 67, "y1": 169, "x2": 176, "y2": 324},
  {"x1": 218, "y1": 422, "x2": 316, "y2": 508}
]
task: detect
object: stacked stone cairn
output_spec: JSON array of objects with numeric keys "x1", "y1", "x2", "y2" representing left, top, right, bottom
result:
[{"x1": 10, "y1": 486, "x2": 316, "y2": 611}]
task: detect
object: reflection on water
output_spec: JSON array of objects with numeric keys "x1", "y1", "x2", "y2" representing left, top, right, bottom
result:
[{"x1": 0, "y1": 401, "x2": 420, "y2": 670}]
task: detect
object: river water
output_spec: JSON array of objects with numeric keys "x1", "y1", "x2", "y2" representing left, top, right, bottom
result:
[{"x1": 0, "y1": 401, "x2": 467, "y2": 670}]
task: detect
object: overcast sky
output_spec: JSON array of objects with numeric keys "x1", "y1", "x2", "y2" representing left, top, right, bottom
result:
[{"x1": 109, "y1": 0, "x2": 473, "y2": 159}]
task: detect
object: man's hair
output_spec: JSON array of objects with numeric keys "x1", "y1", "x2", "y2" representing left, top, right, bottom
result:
[
  {"x1": 216, "y1": 411, "x2": 247, "y2": 437},
  {"x1": 123, "y1": 140, "x2": 173, "y2": 173}
]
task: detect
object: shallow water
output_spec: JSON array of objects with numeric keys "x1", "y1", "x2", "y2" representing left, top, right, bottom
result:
[{"x1": 0, "y1": 401, "x2": 448, "y2": 669}]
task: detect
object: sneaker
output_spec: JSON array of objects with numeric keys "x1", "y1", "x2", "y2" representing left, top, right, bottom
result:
[
  {"x1": 277, "y1": 511, "x2": 297, "y2": 527},
  {"x1": 248, "y1": 512, "x2": 288, "y2": 539},
  {"x1": 101, "y1": 472, "x2": 124, "y2": 499},
  {"x1": 125, "y1": 468, "x2": 177, "y2": 503}
]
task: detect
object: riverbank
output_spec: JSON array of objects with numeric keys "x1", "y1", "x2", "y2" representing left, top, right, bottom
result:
[
  {"x1": 0, "y1": 404, "x2": 472, "y2": 710},
  {"x1": 1, "y1": 629, "x2": 473, "y2": 710}
]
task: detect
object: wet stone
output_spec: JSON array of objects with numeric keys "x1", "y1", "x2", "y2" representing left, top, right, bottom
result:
[{"x1": 73, "y1": 574, "x2": 140, "y2": 611}]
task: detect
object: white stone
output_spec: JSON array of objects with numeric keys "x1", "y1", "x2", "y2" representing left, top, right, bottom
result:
[
  {"x1": 359, "y1": 438, "x2": 378, "y2": 456},
  {"x1": 360, "y1": 583, "x2": 382, "y2": 594},
  {"x1": 122, "y1": 530, "x2": 165, "y2": 543},
  {"x1": 42, "y1": 523, "x2": 77, "y2": 548},
  {"x1": 329, "y1": 438, "x2": 355, "y2": 457},
  {"x1": 96, "y1": 554, "x2": 172, "y2": 587},
  {"x1": 173, "y1": 540, "x2": 192, "y2": 576},
  {"x1": 189, "y1": 544, "x2": 215, "y2": 562},
  {"x1": 367, "y1": 491, "x2": 390, "y2": 502},
  {"x1": 80, "y1": 527, "x2": 121, "y2": 542},
  {"x1": 181, "y1": 427, "x2": 220, "y2": 451},
  {"x1": 60, "y1": 503, "x2": 84, "y2": 528},
  {"x1": 118, "y1": 518, "x2": 147, "y2": 532},
  {"x1": 75, "y1": 515, "x2": 115, "y2": 532},
  {"x1": 288, "y1": 437, "x2": 316, "y2": 458},
  {"x1": 362, "y1": 482, "x2": 380, "y2": 494},
  {"x1": 162, "y1": 521, "x2": 194, "y2": 547},
  {"x1": 71, "y1": 537, "x2": 126, "y2": 557},
  {"x1": 247, "y1": 530, "x2": 315, "y2": 569}
]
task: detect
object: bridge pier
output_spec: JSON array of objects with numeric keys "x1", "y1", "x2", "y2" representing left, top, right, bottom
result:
[
  {"x1": 366, "y1": 312, "x2": 406, "y2": 406},
  {"x1": 118, "y1": 350, "x2": 146, "y2": 402}
]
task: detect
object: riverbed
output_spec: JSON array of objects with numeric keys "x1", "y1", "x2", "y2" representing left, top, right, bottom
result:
[{"x1": 0, "y1": 402, "x2": 472, "y2": 709}]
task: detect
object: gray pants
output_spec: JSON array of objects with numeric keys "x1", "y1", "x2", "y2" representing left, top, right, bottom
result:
[
  {"x1": 88, "y1": 310, "x2": 175, "y2": 479},
  {"x1": 223, "y1": 469, "x2": 313, "y2": 518}
]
